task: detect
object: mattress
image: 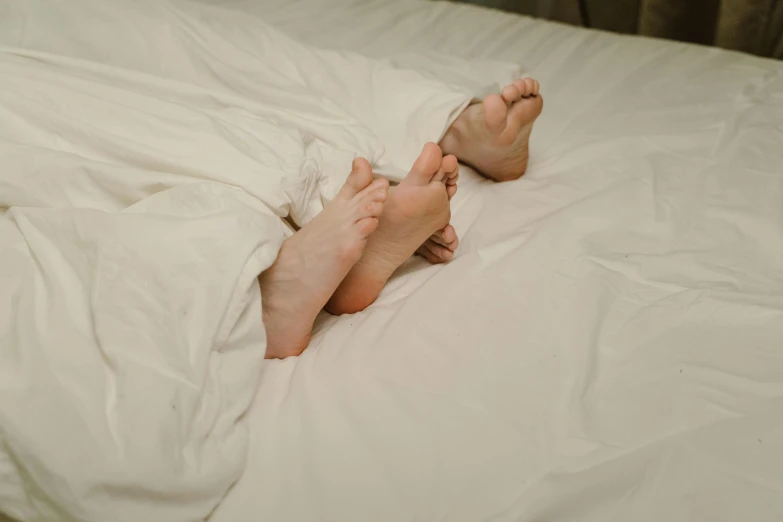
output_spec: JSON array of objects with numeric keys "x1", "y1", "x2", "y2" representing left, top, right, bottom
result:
[
  {"x1": 3, "y1": 0, "x2": 783, "y2": 521},
  {"x1": 205, "y1": 1, "x2": 783, "y2": 522}
]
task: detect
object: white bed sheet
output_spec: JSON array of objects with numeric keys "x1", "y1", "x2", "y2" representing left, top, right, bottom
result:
[
  {"x1": 201, "y1": 1, "x2": 783, "y2": 522},
  {"x1": 0, "y1": 0, "x2": 780, "y2": 520}
]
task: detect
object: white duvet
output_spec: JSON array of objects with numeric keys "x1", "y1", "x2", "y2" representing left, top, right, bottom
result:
[{"x1": 0, "y1": 1, "x2": 518, "y2": 520}]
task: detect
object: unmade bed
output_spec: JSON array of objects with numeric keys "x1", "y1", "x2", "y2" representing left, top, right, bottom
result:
[{"x1": 1, "y1": 0, "x2": 782, "y2": 521}]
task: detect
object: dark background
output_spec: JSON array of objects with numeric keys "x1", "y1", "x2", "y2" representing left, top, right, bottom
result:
[{"x1": 453, "y1": 0, "x2": 783, "y2": 59}]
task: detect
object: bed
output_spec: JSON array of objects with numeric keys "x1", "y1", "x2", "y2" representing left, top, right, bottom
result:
[{"x1": 2, "y1": 0, "x2": 783, "y2": 521}]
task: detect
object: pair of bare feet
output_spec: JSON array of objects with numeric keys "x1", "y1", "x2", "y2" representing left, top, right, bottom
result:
[{"x1": 261, "y1": 79, "x2": 543, "y2": 359}]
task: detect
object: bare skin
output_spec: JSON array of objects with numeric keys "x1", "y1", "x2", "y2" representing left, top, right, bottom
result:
[
  {"x1": 418, "y1": 78, "x2": 543, "y2": 263},
  {"x1": 260, "y1": 158, "x2": 388, "y2": 359},
  {"x1": 440, "y1": 78, "x2": 543, "y2": 183},
  {"x1": 261, "y1": 79, "x2": 544, "y2": 342},
  {"x1": 418, "y1": 153, "x2": 460, "y2": 264},
  {"x1": 326, "y1": 143, "x2": 452, "y2": 315},
  {"x1": 417, "y1": 223, "x2": 459, "y2": 264}
]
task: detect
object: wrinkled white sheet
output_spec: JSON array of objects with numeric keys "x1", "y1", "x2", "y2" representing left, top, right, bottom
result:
[
  {"x1": 200, "y1": 1, "x2": 781, "y2": 522},
  {"x1": 2, "y1": 0, "x2": 783, "y2": 521},
  {"x1": 0, "y1": 1, "x2": 513, "y2": 520}
]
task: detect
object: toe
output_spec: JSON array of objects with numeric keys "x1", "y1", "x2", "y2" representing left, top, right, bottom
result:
[
  {"x1": 443, "y1": 155, "x2": 459, "y2": 178},
  {"x1": 433, "y1": 166, "x2": 447, "y2": 183},
  {"x1": 356, "y1": 216, "x2": 380, "y2": 237},
  {"x1": 420, "y1": 241, "x2": 454, "y2": 263},
  {"x1": 429, "y1": 226, "x2": 459, "y2": 250},
  {"x1": 363, "y1": 201, "x2": 384, "y2": 218},
  {"x1": 532, "y1": 79, "x2": 540, "y2": 96},
  {"x1": 367, "y1": 178, "x2": 389, "y2": 201},
  {"x1": 435, "y1": 155, "x2": 459, "y2": 184},
  {"x1": 337, "y1": 157, "x2": 374, "y2": 200},
  {"x1": 440, "y1": 224, "x2": 458, "y2": 246},
  {"x1": 355, "y1": 179, "x2": 388, "y2": 218},
  {"x1": 501, "y1": 84, "x2": 521, "y2": 104},
  {"x1": 404, "y1": 142, "x2": 443, "y2": 186},
  {"x1": 372, "y1": 186, "x2": 389, "y2": 202},
  {"x1": 514, "y1": 78, "x2": 529, "y2": 97},
  {"x1": 482, "y1": 93, "x2": 508, "y2": 131},
  {"x1": 445, "y1": 160, "x2": 459, "y2": 194},
  {"x1": 522, "y1": 78, "x2": 535, "y2": 97},
  {"x1": 428, "y1": 232, "x2": 450, "y2": 248},
  {"x1": 513, "y1": 78, "x2": 526, "y2": 97}
]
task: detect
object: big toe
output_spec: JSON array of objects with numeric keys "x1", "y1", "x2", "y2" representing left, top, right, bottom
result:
[
  {"x1": 404, "y1": 142, "x2": 443, "y2": 186},
  {"x1": 337, "y1": 157, "x2": 374, "y2": 200}
]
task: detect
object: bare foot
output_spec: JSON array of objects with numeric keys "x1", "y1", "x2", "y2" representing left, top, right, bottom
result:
[
  {"x1": 417, "y1": 224, "x2": 459, "y2": 264},
  {"x1": 417, "y1": 154, "x2": 460, "y2": 264},
  {"x1": 440, "y1": 78, "x2": 543, "y2": 182},
  {"x1": 326, "y1": 143, "x2": 451, "y2": 315},
  {"x1": 260, "y1": 159, "x2": 389, "y2": 358}
]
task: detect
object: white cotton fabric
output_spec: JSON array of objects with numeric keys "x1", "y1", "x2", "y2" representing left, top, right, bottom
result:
[
  {"x1": 205, "y1": 1, "x2": 781, "y2": 522},
  {"x1": 2, "y1": 0, "x2": 783, "y2": 521},
  {"x1": 0, "y1": 1, "x2": 508, "y2": 520}
]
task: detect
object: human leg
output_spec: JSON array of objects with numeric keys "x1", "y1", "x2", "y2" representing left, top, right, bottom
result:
[
  {"x1": 260, "y1": 159, "x2": 388, "y2": 358},
  {"x1": 325, "y1": 143, "x2": 453, "y2": 315}
]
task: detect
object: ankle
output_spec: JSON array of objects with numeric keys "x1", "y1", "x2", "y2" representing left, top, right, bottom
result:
[{"x1": 262, "y1": 300, "x2": 314, "y2": 358}]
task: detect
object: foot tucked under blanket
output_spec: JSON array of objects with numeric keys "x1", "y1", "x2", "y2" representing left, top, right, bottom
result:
[{"x1": 0, "y1": 0, "x2": 524, "y2": 520}]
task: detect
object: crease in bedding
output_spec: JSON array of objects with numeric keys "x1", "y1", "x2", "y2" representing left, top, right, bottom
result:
[
  {"x1": 0, "y1": 0, "x2": 520, "y2": 520},
  {"x1": 2, "y1": 0, "x2": 783, "y2": 521}
]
